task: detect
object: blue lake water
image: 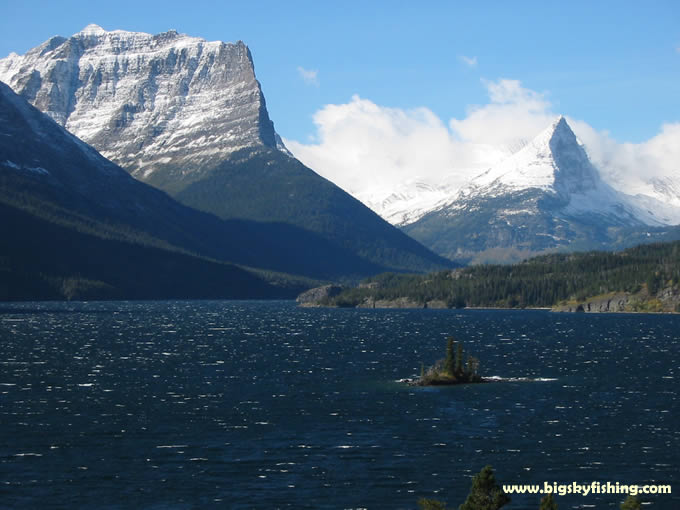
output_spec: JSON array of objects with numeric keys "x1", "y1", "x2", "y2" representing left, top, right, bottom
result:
[{"x1": 0, "y1": 301, "x2": 677, "y2": 509}]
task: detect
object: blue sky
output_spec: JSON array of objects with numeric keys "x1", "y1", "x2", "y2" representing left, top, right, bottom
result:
[{"x1": 1, "y1": 0, "x2": 678, "y2": 145}]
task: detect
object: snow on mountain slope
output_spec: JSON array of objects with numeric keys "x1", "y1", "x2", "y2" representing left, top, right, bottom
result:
[
  {"x1": 0, "y1": 24, "x2": 284, "y2": 182},
  {"x1": 468, "y1": 117, "x2": 599, "y2": 195},
  {"x1": 355, "y1": 116, "x2": 680, "y2": 229},
  {"x1": 1, "y1": 27, "x2": 452, "y2": 276},
  {"x1": 460, "y1": 116, "x2": 680, "y2": 226},
  {"x1": 402, "y1": 116, "x2": 680, "y2": 263},
  {"x1": 0, "y1": 79, "x2": 130, "y2": 182},
  {"x1": 355, "y1": 179, "x2": 454, "y2": 226}
]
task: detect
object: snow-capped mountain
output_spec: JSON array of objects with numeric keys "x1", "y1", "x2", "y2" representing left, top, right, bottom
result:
[
  {"x1": 355, "y1": 117, "x2": 680, "y2": 230},
  {"x1": 0, "y1": 24, "x2": 287, "y2": 186},
  {"x1": 0, "y1": 26, "x2": 450, "y2": 276},
  {"x1": 402, "y1": 117, "x2": 680, "y2": 263},
  {"x1": 465, "y1": 117, "x2": 601, "y2": 196},
  {"x1": 448, "y1": 117, "x2": 680, "y2": 225},
  {"x1": 355, "y1": 179, "x2": 454, "y2": 226}
]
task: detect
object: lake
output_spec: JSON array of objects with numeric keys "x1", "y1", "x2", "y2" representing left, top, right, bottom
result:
[{"x1": 0, "y1": 301, "x2": 677, "y2": 509}]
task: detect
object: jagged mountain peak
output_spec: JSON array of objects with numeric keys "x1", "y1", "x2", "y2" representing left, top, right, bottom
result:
[
  {"x1": 468, "y1": 115, "x2": 599, "y2": 196},
  {"x1": 402, "y1": 114, "x2": 680, "y2": 264}
]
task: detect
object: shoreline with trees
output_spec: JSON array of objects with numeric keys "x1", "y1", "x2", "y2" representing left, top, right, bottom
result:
[{"x1": 300, "y1": 241, "x2": 680, "y2": 314}]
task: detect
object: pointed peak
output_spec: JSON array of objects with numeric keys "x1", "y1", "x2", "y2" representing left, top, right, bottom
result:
[
  {"x1": 551, "y1": 115, "x2": 570, "y2": 131},
  {"x1": 526, "y1": 115, "x2": 576, "y2": 150},
  {"x1": 78, "y1": 24, "x2": 107, "y2": 36},
  {"x1": 538, "y1": 115, "x2": 577, "y2": 145}
]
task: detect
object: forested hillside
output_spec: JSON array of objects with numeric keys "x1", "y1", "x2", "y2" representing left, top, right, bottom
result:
[{"x1": 322, "y1": 241, "x2": 680, "y2": 312}]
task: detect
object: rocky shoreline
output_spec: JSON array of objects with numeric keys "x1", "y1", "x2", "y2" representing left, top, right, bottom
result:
[
  {"x1": 399, "y1": 376, "x2": 490, "y2": 387},
  {"x1": 296, "y1": 285, "x2": 679, "y2": 314}
]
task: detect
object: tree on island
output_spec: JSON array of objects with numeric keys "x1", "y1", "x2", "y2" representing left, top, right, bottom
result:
[
  {"x1": 455, "y1": 342, "x2": 464, "y2": 374},
  {"x1": 620, "y1": 495, "x2": 641, "y2": 510},
  {"x1": 459, "y1": 465, "x2": 511, "y2": 510},
  {"x1": 539, "y1": 493, "x2": 558, "y2": 510},
  {"x1": 417, "y1": 336, "x2": 483, "y2": 385},
  {"x1": 466, "y1": 356, "x2": 480, "y2": 378},
  {"x1": 445, "y1": 336, "x2": 456, "y2": 375}
]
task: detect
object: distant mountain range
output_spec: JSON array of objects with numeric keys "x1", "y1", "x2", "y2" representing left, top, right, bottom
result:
[
  {"x1": 358, "y1": 117, "x2": 680, "y2": 264},
  {"x1": 0, "y1": 25, "x2": 450, "y2": 299},
  {"x1": 401, "y1": 117, "x2": 680, "y2": 262},
  {"x1": 3, "y1": 24, "x2": 677, "y2": 295}
]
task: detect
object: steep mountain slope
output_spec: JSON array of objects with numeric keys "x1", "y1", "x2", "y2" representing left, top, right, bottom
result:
[
  {"x1": 172, "y1": 147, "x2": 450, "y2": 272},
  {"x1": 404, "y1": 117, "x2": 680, "y2": 263},
  {"x1": 0, "y1": 80, "x2": 385, "y2": 296},
  {"x1": 0, "y1": 202, "x2": 283, "y2": 301},
  {"x1": 0, "y1": 26, "x2": 450, "y2": 275},
  {"x1": 355, "y1": 180, "x2": 454, "y2": 227}
]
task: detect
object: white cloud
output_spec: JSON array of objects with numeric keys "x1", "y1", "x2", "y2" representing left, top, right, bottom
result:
[
  {"x1": 459, "y1": 55, "x2": 477, "y2": 67},
  {"x1": 449, "y1": 79, "x2": 554, "y2": 147},
  {"x1": 573, "y1": 119, "x2": 680, "y2": 198},
  {"x1": 297, "y1": 66, "x2": 319, "y2": 86},
  {"x1": 285, "y1": 79, "x2": 680, "y2": 202},
  {"x1": 285, "y1": 95, "x2": 474, "y2": 193}
]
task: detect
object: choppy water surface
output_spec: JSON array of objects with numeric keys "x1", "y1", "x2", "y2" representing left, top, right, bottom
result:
[{"x1": 0, "y1": 301, "x2": 677, "y2": 509}]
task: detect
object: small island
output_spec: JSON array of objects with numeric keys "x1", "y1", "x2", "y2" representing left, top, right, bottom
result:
[{"x1": 408, "y1": 336, "x2": 487, "y2": 386}]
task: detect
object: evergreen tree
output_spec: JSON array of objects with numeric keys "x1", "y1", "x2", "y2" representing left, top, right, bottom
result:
[
  {"x1": 328, "y1": 240, "x2": 680, "y2": 311},
  {"x1": 455, "y1": 343, "x2": 464, "y2": 375},
  {"x1": 539, "y1": 493, "x2": 558, "y2": 510},
  {"x1": 620, "y1": 495, "x2": 641, "y2": 510},
  {"x1": 459, "y1": 465, "x2": 511, "y2": 510},
  {"x1": 445, "y1": 337, "x2": 456, "y2": 375},
  {"x1": 466, "y1": 356, "x2": 480, "y2": 378},
  {"x1": 418, "y1": 498, "x2": 448, "y2": 510}
]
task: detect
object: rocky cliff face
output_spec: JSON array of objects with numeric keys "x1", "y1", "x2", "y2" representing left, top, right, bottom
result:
[
  {"x1": 296, "y1": 284, "x2": 346, "y2": 307},
  {"x1": 1, "y1": 26, "x2": 450, "y2": 277},
  {"x1": 0, "y1": 24, "x2": 283, "y2": 187},
  {"x1": 552, "y1": 287, "x2": 680, "y2": 314}
]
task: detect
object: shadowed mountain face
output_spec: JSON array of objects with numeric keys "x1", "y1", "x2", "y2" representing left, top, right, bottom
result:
[
  {"x1": 0, "y1": 81, "x2": 398, "y2": 289},
  {"x1": 404, "y1": 117, "x2": 680, "y2": 264},
  {"x1": 1, "y1": 26, "x2": 450, "y2": 276}
]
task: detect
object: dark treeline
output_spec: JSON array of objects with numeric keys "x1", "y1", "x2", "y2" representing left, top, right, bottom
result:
[
  {"x1": 0, "y1": 202, "x2": 309, "y2": 301},
  {"x1": 327, "y1": 241, "x2": 680, "y2": 309}
]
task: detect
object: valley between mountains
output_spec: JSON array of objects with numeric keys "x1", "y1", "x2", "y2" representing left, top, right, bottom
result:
[{"x1": 1, "y1": 25, "x2": 679, "y2": 302}]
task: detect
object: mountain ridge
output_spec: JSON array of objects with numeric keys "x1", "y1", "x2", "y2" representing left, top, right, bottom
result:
[
  {"x1": 336, "y1": 116, "x2": 680, "y2": 245},
  {"x1": 0, "y1": 25, "x2": 281, "y2": 180},
  {"x1": 403, "y1": 117, "x2": 680, "y2": 263},
  {"x1": 0, "y1": 80, "x2": 386, "y2": 287},
  {"x1": 1, "y1": 27, "x2": 451, "y2": 279}
]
